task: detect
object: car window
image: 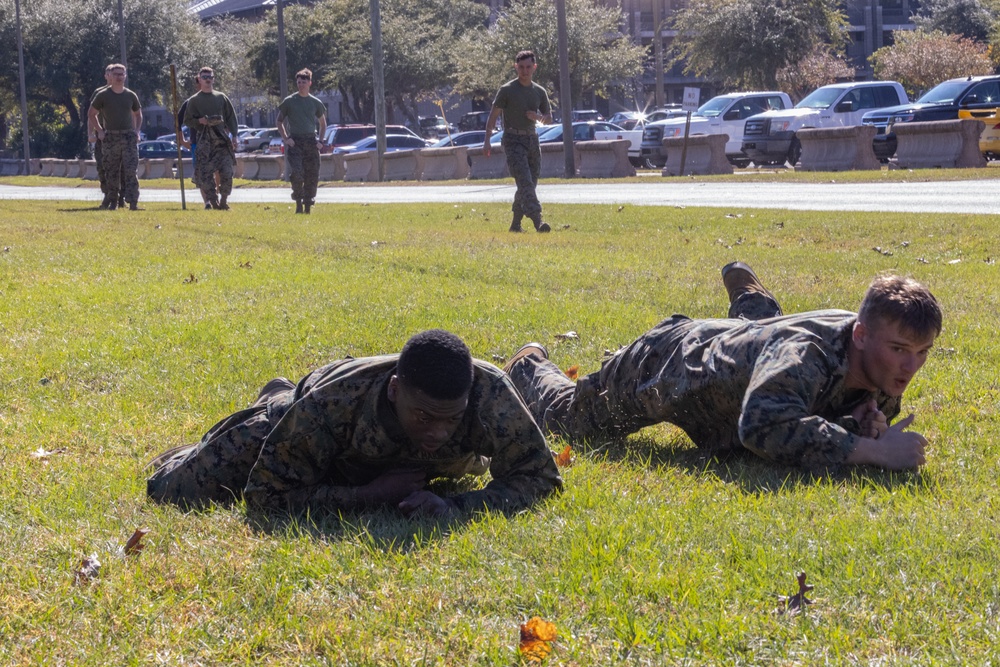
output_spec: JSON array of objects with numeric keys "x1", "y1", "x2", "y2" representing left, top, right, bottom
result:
[
  {"x1": 874, "y1": 86, "x2": 903, "y2": 107},
  {"x1": 915, "y1": 80, "x2": 969, "y2": 105},
  {"x1": 964, "y1": 81, "x2": 1000, "y2": 105}
]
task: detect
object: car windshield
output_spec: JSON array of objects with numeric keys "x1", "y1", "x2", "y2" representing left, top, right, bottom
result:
[
  {"x1": 915, "y1": 80, "x2": 971, "y2": 105},
  {"x1": 795, "y1": 87, "x2": 843, "y2": 109},
  {"x1": 694, "y1": 97, "x2": 734, "y2": 118}
]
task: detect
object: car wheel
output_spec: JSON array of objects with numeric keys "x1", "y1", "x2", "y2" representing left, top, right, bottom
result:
[
  {"x1": 786, "y1": 138, "x2": 801, "y2": 167},
  {"x1": 728, "y1": 157, "x2": 751, "y2": 169}
]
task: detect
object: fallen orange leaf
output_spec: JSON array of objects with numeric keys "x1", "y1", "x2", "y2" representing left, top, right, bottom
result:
[
  {"x1": 519, "y1": 616, "x2": 557, "y2": 662},
  {"x1": 564, "y1": 364, "x2": 579, "y2": 381},
  {"x1": 123, "y1": 528, "x2": 150, "y2": 557},
  {"x1": 554, "y1": 445, "x2": 574, "y2": 468}
]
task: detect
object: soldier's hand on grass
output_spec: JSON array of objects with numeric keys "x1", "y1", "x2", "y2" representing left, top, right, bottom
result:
[
  {"x1": 356, "y1": 469, "x2": 426, "y2": 507},
  {"x1": 852, "y1": 399, "x2": 888, "y2": 439},
  {"x1": 846, "y1": 413, "x2": 926, "y2": 470},
  {"x1": 398, "y1": 491, "x2": 458, "y2": 519}
]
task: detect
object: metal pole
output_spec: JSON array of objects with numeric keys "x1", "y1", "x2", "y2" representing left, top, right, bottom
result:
[
  {"x1": 556, "y1": 0, "x2": 573, "y2": 178},
  {"x1": 679, "y1": 110, "x2": 691, "y2": 176},
  {"x1": 276, "y1": 0, "x2": 288, "y2": 98},
  {"x1": 652, "y1": 0, "x2": 664, "y2": 108},
  {"x1": 170, "y1": 65, "x2": 187, "y2": 210},
  {"x1": 117, "y1": 0, "x2": 127, "y2": 68},
  {"x1": 15, "y1": 0, "x2": 30, "y2": 173},
  {"x1": 370, "y1": 0, "x2": 386, "y2": 182}
]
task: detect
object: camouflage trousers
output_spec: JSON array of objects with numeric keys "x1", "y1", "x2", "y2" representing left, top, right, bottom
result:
[
  {"x1": 506, "y1": 290, "x2": 783, "y2": 441},
  {"x1": 100, "y1": 133, "x2": 139, "y2": 205},
  {"x1": 502, "y1": 132, "x2": 542, "y2": 221},
  {"x1": 286, "y1": 136, "x2": 320, "y2": 203},
  {"x1": 146, "y1": 378, "x2": 296, "y2": 506},
  {"x1": 195, "y1": 140, "x2": 234, "y2": 201}
]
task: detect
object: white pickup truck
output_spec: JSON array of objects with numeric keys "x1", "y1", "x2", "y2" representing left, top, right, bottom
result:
[
  {"x1": 630, "y1": 92, "x2": 793, "y2": 168},
  {"x1": 592, "y1": 108, "x2": 686, "y2": 167},
  {"x1": 741, "y1": 81, "x2": 908, "y2": 166}
]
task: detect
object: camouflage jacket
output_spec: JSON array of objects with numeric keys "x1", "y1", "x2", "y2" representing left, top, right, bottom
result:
[
  {"x1": 243, "y1": 355, "x2": 561, "y2": 512},
  {"x1": 599, "y1": 310, "x2": 899, "y2": 466}
]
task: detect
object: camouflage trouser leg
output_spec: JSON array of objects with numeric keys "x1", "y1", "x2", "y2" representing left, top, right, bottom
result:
[
  {"x1": 196, "y1": 143, "x2": 235, "y2": 200},
  {"x1": 287, "y1": 137, "x2": 320, "y2": 203},
  {"x1": 502, "y1": 133, "x2": 542, "y2": 220},
  {"x1": 146, "y1": 378, "x2": 295, "y2": 506},
  {"x1": 101, "y1": 133, "x2": 139, "y2": 204},
  {"x1": 94, "y1": 140, "x2": 106, "y2": 194}
]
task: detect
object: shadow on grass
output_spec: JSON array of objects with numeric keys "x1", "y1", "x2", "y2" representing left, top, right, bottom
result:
[{"x1": 575, "y1": 428, "x2": 926, "y2": 495}]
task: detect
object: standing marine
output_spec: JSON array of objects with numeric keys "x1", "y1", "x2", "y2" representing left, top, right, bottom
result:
[
  {"x1": 87, "y1": 63, "x2": 142, "y2": 211},
  {"x1": 277, "y1": 68, "x2": 328, "y2": 214},
  {"x1": 183, "y1": 67, "x2": 238, "y2": 210}
]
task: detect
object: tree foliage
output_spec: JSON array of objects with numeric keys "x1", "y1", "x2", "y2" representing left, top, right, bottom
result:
[
  {"x1": 776, "y1": 48, "x2": 854, "y2": 101},
  {"x1": 913, "y1": 0, "x2": 997, "y2": 43},
  {"x1": 452, "y1": 0, "x2": 646, "y2": 108},
  {"x1": 870, "y1": 30, "x2": 993, "y2": 97},
  {"x1": 670, "y1": 0, "x2": 847, "y2": 90},
  {"x1": 248, "y1": 0, "x2": 488, "y2": 124}
]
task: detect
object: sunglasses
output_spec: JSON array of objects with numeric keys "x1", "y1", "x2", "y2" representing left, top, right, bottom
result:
[{"x1": 200, "y1": 75, "x2": 214, "y2": 80}]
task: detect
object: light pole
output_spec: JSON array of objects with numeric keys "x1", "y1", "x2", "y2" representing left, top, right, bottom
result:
[
  {"x1": 15, "y1": 0, "x2": 30, "y2": 172},
  {"x1": 369, "y1": 0, "x2": 386, "y2": 181},
  {"x1": 276, "y1": 0, "x2": 288, "y2": 98},
  {"x1": 556, "y1": 0, "x2": 573, "y2": 178},
  {"x1": 117, "y1": 0, "x2": 127, "y2": 67}
]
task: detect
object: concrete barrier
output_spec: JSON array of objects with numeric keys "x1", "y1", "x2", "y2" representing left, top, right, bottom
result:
[
  {"x1": 381, "y1": 150, "x2": 423, "y2": 181},
  {"x1": 64, "y1": 159, "x2": 87, "y2": 178},
  {"x1": 29, "y1": 158, "x2": 41, "y2": 175},
  {"x1": 661, "y1": 134, "x2": 733, "y2": 176},
  {"x1": 239, "y1": 156, "x2": 259, "y2": 180},
  {"x1": 0, "y1": 159, "x2": 23, "y2": 176},
  {"x1": 319, "y1": 153, "x2": 346, "y2": 181},
  {"x1": 254, "y1": 155, "x2": 284, "y2": 180},
  {"x1": 142, "y1": 159, "x2": 171, "y2": 179},
  {"x1": 81, "y1": 160, "x2": 100, "y2": 180},
  {"x1": 539, "y1": 142, "x2": 577, "y2": 178},
  {"x1": 39, "y1": 159, "x2": 58, "y2": 177},
  {"x1": 419, "y1": 146, "x2": 470, "y2": 181},
  {"x1": 576, "y1": 139, "x2": 635, "y2": 178},
  {"x1": 894, "y1": 119, "x2": 986, "y2": 169},
  {"x1": 796, "y1": 125, "x2": 880, "y2": 172},
  {"x1": 343, "y1": 152, "x2": 377, "y2": 182},
  {"x1": 176, "y1": 158, "x2": 193, "y2": 180},
  {"x1": 467, "y1": 146, "x2": 509, "y2": 179}
]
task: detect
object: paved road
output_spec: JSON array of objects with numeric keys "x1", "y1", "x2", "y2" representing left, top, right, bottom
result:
[{"x1": 1, "y1": 179, "x2": 997, "y2": 214}]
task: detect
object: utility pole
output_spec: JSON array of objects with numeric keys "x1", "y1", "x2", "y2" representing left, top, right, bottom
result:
[
  {"x1": 370, "y1": 0, "x2": 387, "y2": 182},
  {"x1": 15, "y1": 0, "x2": 30, "y2": 173},
  {"x1": 652, "y1": 0, "x2": 664, "y2": 108},
  {"x1": 556, "y1": 0, "x2": 574, "y2": 178},
  {"x1": 117, "y1": 0, "x2": 127, "y2": 68},
  {"x1": 276, "y1": 0, "x2": 288, "y2": 98}
]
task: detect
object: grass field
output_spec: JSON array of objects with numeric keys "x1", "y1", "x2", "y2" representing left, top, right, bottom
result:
[{"x1": 1, "y1": 196, "x2": 998, "y2": 665}]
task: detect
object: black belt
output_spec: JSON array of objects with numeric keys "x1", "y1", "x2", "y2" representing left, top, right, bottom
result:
[{"x1": 504, "y1": 127, "x2": 536, "y2": 136}]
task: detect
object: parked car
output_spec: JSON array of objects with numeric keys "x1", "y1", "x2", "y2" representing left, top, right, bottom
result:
[
  {"x1": 959, "y1": 106, "x2": 1000, "y2": 159},
  {"x1": 458, "y1": 111, "x2": 494, "y2": 132},
  {"x1": 321, "y1": 124, "x2": 423, "y2": 153},
  {"x1": 428, "y1": 131, "x2": 486, "y2": 148},
  {"x1": 742, "y1": 81, "x2": 907, "y2": 166},
  {"x1": 537, "y1": 121, "x2": 623, "y2": 143},
  {"x1": 862, "y1": 74, "x2": 1000, "y2": 160},
  {"x1": 137, "y1": 140, "x2": 191, "y2": 159},
  {"x1": 333, "y1": 134, "x2": 431, "y2": 154},
  {"x1": 237, "y1": 128, "x2": 280, "y2": 153},
  {"x1": 415, "y1": 115, "x2": 457, "y2": 139},
  {"x1": 638, "y1": 92, "x2": 793, "y2": 168},
  {"x1": 156, "y1": 129, "x2": 190, "y2": 143},
  {"x1": 570, "y1": 109, "x2": 604, "y2": 121}
]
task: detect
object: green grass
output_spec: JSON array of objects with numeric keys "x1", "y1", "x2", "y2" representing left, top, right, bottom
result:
[{"x1": 1, "y1": 198, "x2": 998, "y2": 665}]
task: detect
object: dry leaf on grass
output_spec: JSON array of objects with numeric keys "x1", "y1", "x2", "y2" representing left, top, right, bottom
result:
[
  {"x1": 564, "y1": 364, "x2": 579, "y2": 381},
  {"x1": 183, "y1": 273, "x2": 198, "y2": 284},
  {"x1": 121, "y1": 528, "x2": 150, "y2": 557},
  {"x1": 519, "y1": 616, "x2": 557, "y2": 662},
  {"x1": 553, "y1": 445, "x2": 574, "y2": 468},
  {"x1": 777, "y1": 571, "x2": 814, "y2": 614},
  {"x1": 74, "y1": 554, "x2": 101, "y2": 585},
  {"x1": 30, "y1": 447, "x2": 66, "y2": 460},
  {"x1": 555, "y1": 331, "x2": 579, "y2": 341}
]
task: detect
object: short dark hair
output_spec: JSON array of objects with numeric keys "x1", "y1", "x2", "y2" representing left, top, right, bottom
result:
[
  {"x1": 858, "y1": 274, "x2": 942, "y2": 339},
  {"x1": 296, "y1": 68, "x2": 312, "y2": 80},
  {"x1": 515, "y1": 50, "x2": 536, "y2": 64},
  {"x1": 199, "y1": 67, "x2": 215, "y2": 77},
  {"x1": 397, "y1": 329, "x2": 474, "y2": 400}
]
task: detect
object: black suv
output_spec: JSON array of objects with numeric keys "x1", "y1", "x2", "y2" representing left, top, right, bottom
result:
[{"x1": 862, "y1": 74, "x2": 1000, "y2": 160}]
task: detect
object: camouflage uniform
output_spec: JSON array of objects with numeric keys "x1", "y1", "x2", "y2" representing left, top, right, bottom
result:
[
  {"x1": 100, "y1": 133, "x2": 140, "y2": 206},
  {"x1": 194, "y1": 124, "x2": 234, "y2": 202},
  {"x1": 503, "y1": 132, "x2": 542, "y2": 223},
  {"x1": 286, "y1": 138, "x2": 320, "y2": 204},
  {"x1": 506, "y1": 291, "x2": 900, "y2": 467},
  {"x1": 147, "y1": 355, "x2": 562, "y2": 513}
]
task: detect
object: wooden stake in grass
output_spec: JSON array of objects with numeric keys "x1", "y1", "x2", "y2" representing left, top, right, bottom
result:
[{"x1": 778, "y1": 572, "x2": 814, "y2": 614}]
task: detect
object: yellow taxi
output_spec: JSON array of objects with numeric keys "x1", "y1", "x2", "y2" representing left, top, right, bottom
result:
[{"x1": 959, "y1": 107, "x2": 1000, "y2": 159}]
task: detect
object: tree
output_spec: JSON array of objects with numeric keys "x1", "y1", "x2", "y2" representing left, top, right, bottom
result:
[
  {"x1": 249, "y1": 0, "x2": 488, "y2": 124},
  {"x1": 870, "y1": 30, "x2": 993, "y2": 97},
  {"x1": 776, "y1": 47, "x2": 854, "y2": 101},
  {"x1": 670, "y1": 0, "x2": 847, "y2": 90},
  {"x1": 913, "y1": 0, "x2": 997, "y2": 43},
  {"x1": 452, "y1": 0, "x2": 646, "y2": 109}
]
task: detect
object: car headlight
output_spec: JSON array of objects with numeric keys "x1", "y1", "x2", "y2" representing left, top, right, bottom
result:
[
  {"x1": 770, "y1": 121, "x2": 792, "y2": 133},
  {"x1": 664, "y1": 128, "x2": 682, "y2": 138},
  {"x1": 891, "y1": 113, "x2": 915, "y2": 123}
]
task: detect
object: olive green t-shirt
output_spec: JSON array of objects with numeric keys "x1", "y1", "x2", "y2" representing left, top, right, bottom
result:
[
  {"x1": 278, "y1": 93, "x2": 327, "y2": 136},
  {"x1": 183, "y1": 91, "x2": 238, "y2": 136},
  {"x1": 90, "y1": 85, "x2": 110, "y2": 126},
  {"x1": 91, "y1": 88, "x2": 141, "y2": 131},
  {"x1": 492, "y1": 79, "x2": 550, "y2": 132}
]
